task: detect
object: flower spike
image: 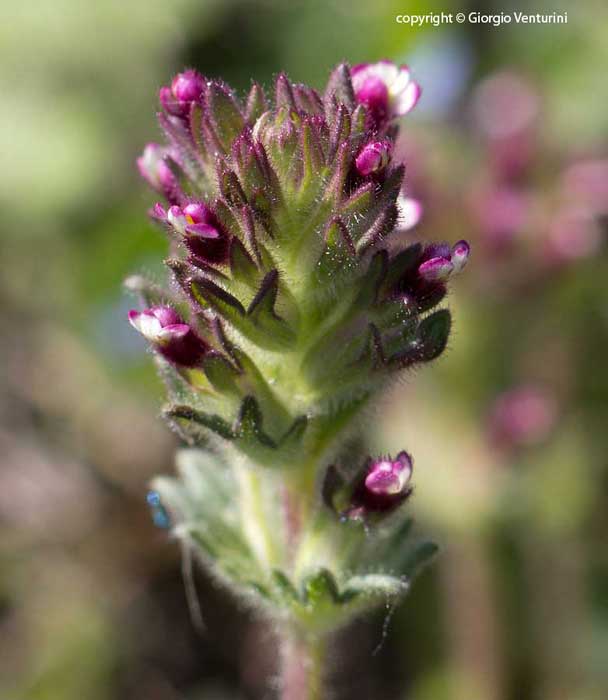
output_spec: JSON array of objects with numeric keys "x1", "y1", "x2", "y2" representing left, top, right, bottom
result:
[{"x1": 129, "y1": 61, "x2": 468, "y2": 654}]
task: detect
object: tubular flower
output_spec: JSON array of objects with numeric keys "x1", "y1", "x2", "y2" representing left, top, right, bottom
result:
[
  {"x1": 128, "y1": 306, "x2": 208, "y2": 367},
  {"x1": 156, "y1": 201, "x2": 231, "y2": 264},
  {"x1": 352, "y1": 60, "x2": 421, "y2": 126},
  {"x1": 127, "y1": 62, "x2": 468, "y2": 646},
  {"x1": 324, "y1": 453, "x2": 414, "y2": 522}
]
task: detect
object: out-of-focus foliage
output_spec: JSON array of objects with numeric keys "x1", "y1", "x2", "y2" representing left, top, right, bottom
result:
[{"x1": 1, "y1": 1, "x2": 607, "y2": 699}]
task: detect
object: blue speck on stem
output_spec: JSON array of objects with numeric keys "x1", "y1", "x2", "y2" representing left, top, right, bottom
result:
[{"x1": 146, "y1": 490, "x2": 171, "y2": 529}]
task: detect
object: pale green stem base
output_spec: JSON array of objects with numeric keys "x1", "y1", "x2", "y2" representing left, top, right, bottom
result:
[{"x1": 281, "y1": 630, "x2": 327, "y2": 700}]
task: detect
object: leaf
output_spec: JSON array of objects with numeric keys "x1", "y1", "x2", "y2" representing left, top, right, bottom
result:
[
  {"x1": 234, "y1": 396, "x2": 277, "y2": 448},
  {"x1": 300, "y1": 117, "x2": 326, "y2": 188},
  {"x1": 303, "y1": 568, "x2": 340, "y2": 607},
  {"x1": 275, "y1": 73, "x2": 298, "y2": 110},
  {"x1": 201, "y1": 354, "x2": 241, "y2": 396},
  {"x1": 294, "y1": 85, "x2": 324, "y2": 115},
  {"x1": 341, "y1": 574, "x2": 409, "y2": 602},
  {"x1": 229, "y1": 237, "x2": 259, "y2": 287},
  {"x1": 355, "y1": 250, "x2": 388, "y2": 306},
  {"x1": 191, "y1": 276, "x2": 294, "y2": 351},
  {"x1": 205, "y1": 80, "x2": 245, "y2": 151},
  {"x1": 164, "y1": 404, "x2": 235, "y2": 441},
  {"x1": 216, "y1": 158, "x2": 247, "y2": 207},
  {"x1": 382, "y1": 244, "x2": 423, "y2": 294},
  {"x1": 416, "y1": 309, "x2": 451, "y2": 362},
  {"x1": 340, "y1": 182, "x2": 374, "y2": 218},
  {"x1": 245, "y1": 82, "x2": 268, "y2": 123},
  {"x1": 246, "y1": 270, "x2": 297, "y2": 348},
  {"x1": 279, "y1": 415, "x2": 308, "y2": 449},
  {"x1": 271, "y1": 569, "x2": 301, "y2": 604},
  {"x1": 398, "y1": 540, "x2": 440, "y2": 578},
  {"x1": 328, "y1": 104, "x2": 351, "y2": 160},
  {"x1": 324, "y1": 62, "x2": 355, "y2": 111},
  {"x1": 324, "y1": 217, "x2": 356, "y2": 257}
]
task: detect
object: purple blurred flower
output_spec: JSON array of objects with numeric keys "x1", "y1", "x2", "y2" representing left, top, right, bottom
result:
[
  {"x1": 469, "y1": 185, "x2": 530, "y2": 252},
  {"x1": 561, "y1": 159, "x2": 608, "y2": 216},
  {"x1": 128, "y1": 306, "x2": 208, "y2": 367},
  {"x1": 352, "y1": 60, "x2": 421, "y2": 125},
  {"x1": 489, "y1": 385, "x2": 557, "y2": 449},
  {"x1": 472, "y1": 72, "x2": 539, "y2": 141},
  {"x1": 545, "y1": 205, "x2": 601, "y2": 264}
]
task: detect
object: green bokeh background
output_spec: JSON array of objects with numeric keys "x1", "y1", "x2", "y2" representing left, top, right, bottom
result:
[{"x1": 1, "y1": 1, "x2": 607, "y2": 698}]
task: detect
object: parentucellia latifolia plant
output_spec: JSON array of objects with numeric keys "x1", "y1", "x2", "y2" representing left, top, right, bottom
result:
[{"x1": 127, "y1": 60, "x2": 469, "y2": 698}]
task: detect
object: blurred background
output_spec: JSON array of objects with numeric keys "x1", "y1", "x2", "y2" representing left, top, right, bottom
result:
[{"x1": 1, "y1": 0, "x2": 607, "y2": 698}]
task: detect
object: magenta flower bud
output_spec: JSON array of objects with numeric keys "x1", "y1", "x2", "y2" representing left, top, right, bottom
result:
[
  {"x1": 136, "y1": 143, "x2": 179, "y2": 203},
  {"x1": 365, "y1": 452, "x2": 413, "y2": 496},
  {"x1": 417, "y1": 240, "x2": 470, "y2": 282},
  {"x1": 451, "y1": 240, "x2": 470, "y2": 273},
  {"x1": 171, "y1": 70, "x2": 205, "y2": 103},
  {"x1": 355, "y1": 141, "x2": 391, "y2": 177},
  {"x1": 128, "y1": 306, "x2": 208, "y2": 367},
  {"x1": 489, "y1": 386, "x2": 557, "y2": 449},
  {"x1": 160, "y1": 70, "x2": 205, "y2": 117},
  {"x1": 418, "y1": 256, "x2": 454, "y2": 282},
  {"x1": 352, "y1": 60, "x2": 421, "y2": 125}
]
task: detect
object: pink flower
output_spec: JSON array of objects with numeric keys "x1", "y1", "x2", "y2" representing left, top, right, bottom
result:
[
  {"x1": 545, "y1": 206, "x2": 601, "y2": 264},
  {"x1": 352, "y1": 60, "x2": 421, "y2": 124},
  {"x1": 364, "y1": 453, "x2": 413, "y2": 496},
  {"x1": 154, "y1": 201, "x2": 230, "y2": 265},
  {"x1": 418, "y1": 240, "x2": 470, "y2": 282},
  {"x1": 128, "y1": 306, "x2": 208, "y2": 367}
]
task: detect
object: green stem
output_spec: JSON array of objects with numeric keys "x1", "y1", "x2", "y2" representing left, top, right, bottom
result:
[
  {"x1": 281, "y1": 629, "x2": 327, "y2": 700},
  {"x1": 236, "y1": 463, "x2": 280, "y2": 568}
]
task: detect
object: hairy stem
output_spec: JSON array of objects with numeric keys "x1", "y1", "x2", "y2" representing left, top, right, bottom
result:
[{"x1": 280, "y1": 629, "x2": 327, "y2": 700}]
